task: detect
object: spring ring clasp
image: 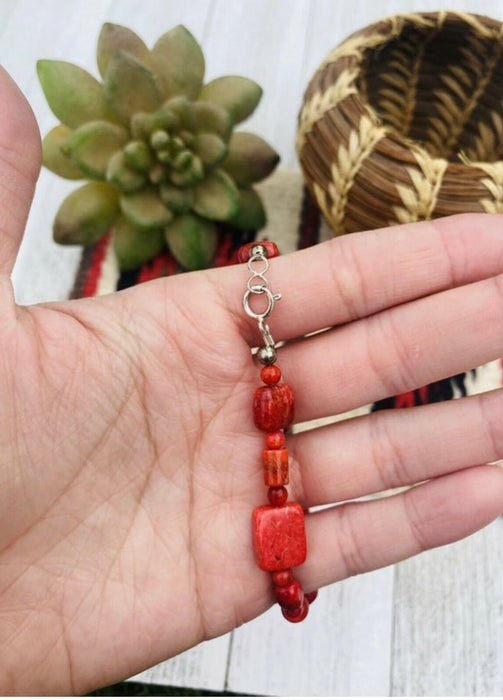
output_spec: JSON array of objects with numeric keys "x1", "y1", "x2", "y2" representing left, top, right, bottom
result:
[
  {"x1": 242, "y1": 244, "x2": 282, "y2": 351},
  {"x1": 243, "y1": 286, "x2": 281, "y2": 324}
]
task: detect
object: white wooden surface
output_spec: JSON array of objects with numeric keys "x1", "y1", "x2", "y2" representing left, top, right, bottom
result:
[{"x1": 2, "y1": 0, "x2": 503, "y2": 695}]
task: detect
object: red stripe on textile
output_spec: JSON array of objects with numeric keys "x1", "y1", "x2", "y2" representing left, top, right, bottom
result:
[
  {"x1": 417, "y1": 385, "x2": 428, "y2": 404},
  {"x1": 394, "y1": 385, "x2": 428, "y2": 408},
  {"x1": 214, "y1": 230, "x2": 234, "y2": 266},
  {"x1": 81, "y1": 234, "x2": 110, "y2": 298},
  {"x1": 394, "y1": 391, "x2": 415, "y2": 409},
  {"x1": 137, "y1": 253, "x2": 169, "y2": 284},
  {"x1": 165, "y1": 252, "x2": 177, "y2": 276}
]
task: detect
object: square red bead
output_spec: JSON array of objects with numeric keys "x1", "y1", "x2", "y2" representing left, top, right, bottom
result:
[
  {"x1": 252, "y1": 502, "x2": 307, "y2": 571},
  {"x1": 263, "y1": 448, "x2": 289, "y2": 486}
]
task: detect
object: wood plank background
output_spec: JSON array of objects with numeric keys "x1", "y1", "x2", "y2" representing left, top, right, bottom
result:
[{"x1": 1, "y1": 0, "x2": 502, "y2": 695}]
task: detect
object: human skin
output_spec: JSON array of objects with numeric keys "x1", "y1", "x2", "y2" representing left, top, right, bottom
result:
[{"x1": 1, "y1": 65, "x2": 503, "y2": 694}]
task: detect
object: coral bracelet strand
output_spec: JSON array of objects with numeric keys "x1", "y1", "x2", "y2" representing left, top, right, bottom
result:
[{"x1": 238, "y1": 241, "x2": 317, "y2": 623}]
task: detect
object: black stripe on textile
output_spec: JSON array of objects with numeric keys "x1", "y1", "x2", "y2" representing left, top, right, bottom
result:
[
  {"x1": 117, "y1": 269, "x2": 140, "y2": 290},
  {"x1": 297, "y1": 186, "x2": 321, "y2": 249},
  {"x1": 70, "y1": 245, "x2": 95, "y2": 299},
  {"x1": 371, "y1": 371, "x2": 475, "y2": 411}
]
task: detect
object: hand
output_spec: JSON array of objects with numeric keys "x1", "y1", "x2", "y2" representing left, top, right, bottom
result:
[{"x1": 1, "y1": 66, "x2": 503, "y2": 695}]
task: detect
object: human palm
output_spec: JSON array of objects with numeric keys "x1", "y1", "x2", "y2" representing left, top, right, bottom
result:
[{"x1": 1, "y1": 67, "x2": 503, "y2": 695}]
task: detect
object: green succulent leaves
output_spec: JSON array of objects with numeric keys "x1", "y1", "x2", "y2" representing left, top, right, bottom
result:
[
  {"x1": 37, "y1": 60, "x2": 118, "y2": 128},
  {"x1": 113, "y1": 216, "x2": 165, "y2": 270},
  {"x1": 62, "y1": 121, "x2": 129, "y2": 179},
  {"x1": 165, "y1": 214, "x2": 217, "y2": 270},
  {"x1": 192, "y1": 169, "x2": 238, "y2": 220},
  {"x1": 151, "y1": 25, "x2": 205, "y2": 100},
  {"x1": 54, "y1": 182, "x2": 119, "y2": 245},
  {"x1": 38, "y1": 23, "x2": 279, "y2": 271},
  {"x1": 120, "y1": 187, "x2": 174, "y2": 229},
  {"x1": 97, "y1": 23, "x2": 151, "y2": 78},
  {"x1": 105, "y1": 51, "x2": 161, "y2": 122},
  {"x1": 200, "y1": 77, "x2": 262, "y2": 125},
  {"x1": 42, "y1": 125, "x2": 85, "y2": 179},
  {"x1": 223, "y1": 132, "x2": 280, "y2": 185}
]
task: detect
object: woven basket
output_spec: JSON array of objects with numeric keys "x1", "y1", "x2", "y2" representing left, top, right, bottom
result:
[{"x1": 297, "y1": 11, "x2": 503, "y2": 235}]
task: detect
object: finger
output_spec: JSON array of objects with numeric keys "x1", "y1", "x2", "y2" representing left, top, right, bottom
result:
[
  {"x1": 0, "y1": 66, "x2": 41, "y2": 276},
  {"x1": 289, "y1": 388, "x2": 503, "y2": 507},
  {"x1": 278, "y1": 272, "x2": 503, "y2": 422},
  {"x1": 215, "y1": 213, "x2": 503, "y2": 344},
  {"x1": 300, "y1": 465, "x2": 503, "y2": 590}
]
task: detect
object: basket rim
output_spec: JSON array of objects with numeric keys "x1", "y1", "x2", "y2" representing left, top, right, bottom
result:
[{"x1": 298, "y1": 10, "x2": 503, "y2": 175}]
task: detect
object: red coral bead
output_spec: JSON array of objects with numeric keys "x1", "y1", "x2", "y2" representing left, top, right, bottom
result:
[
  {"x1": 253, "y1": 384, "x2": 295, "y2": 432},
  {"x1": 252, "y1": 502, "x2": 307, "y2": 571},
  {"x1": 265, "y1": 430, "x2": 285, "y2": 449},
  {"x1": 305, "y1": 590, "x2": 318, "y2": 604},
  {"x1": 263, "y1": 448, "x2": 289, "y2": 486},
  {"x1": 275, "y1": 579, "x2": 304, "y2": 609},
  {"x1": 272, "y1": 569, "x2": 294, "y2": 587},
  {"x1": 281, "y1": 598, "x2": 309, "y2": 623},
  {"x1": 237, "y1": 241, "x2": 280, "y2": 263},
  {"x1": 268, "y1": 485, "x2": 288, "y2": 507},
  {"x1": 260, "y1": 365, "x2": 281, "y2": 386}
]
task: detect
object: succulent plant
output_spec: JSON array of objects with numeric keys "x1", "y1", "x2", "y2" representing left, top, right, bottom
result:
[{"x1": 37, "y1": 24, "x2": 279, "y2": 270}]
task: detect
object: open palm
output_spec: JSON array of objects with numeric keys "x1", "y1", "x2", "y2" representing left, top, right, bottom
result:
[{"x1": 1, "y1": 67, "x2": 503, "y2": 695}]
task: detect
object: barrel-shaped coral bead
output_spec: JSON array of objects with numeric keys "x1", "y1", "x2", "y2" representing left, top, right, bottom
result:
[
  {"x1": 253, "y1": 384, "x2": 294, "y2": 432},
  {"x1": 252, "y1": 502, "x2": 307, "y2": 571},
  {"x1": 263, "y1": 448, "x2": 289, "y2": 486}
]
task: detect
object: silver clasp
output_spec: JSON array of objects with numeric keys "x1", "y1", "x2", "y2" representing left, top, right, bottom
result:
[
  {"x1": 243, "y1": 286, "x2": 282, "y2": 323},
  {"x1": 242, "y1": 244, "x2": 282, "y2": 360}
]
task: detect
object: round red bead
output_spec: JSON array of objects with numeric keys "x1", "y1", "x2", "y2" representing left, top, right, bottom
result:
[
  {"x1": 268, "y1": 485, "x2": 288, "y2": 507},
  {"x1": 305, "y1": 590, "x2": 318, "y2": 604},
  {"x1": 265, "y1": 430, "x2": 285, "y2": 449},
  {"x1": 272, "y1": 569, "x2": 294, "y2": 587},
  {"x1": 260, "y1": 365, "x2": 281, "y2": 386},
  {"x1": 275, "y1": 579, "x2": 304, "y2": 609},
  {"x1": 281, "y1": 598, "x2": 309, "y2": 623}
]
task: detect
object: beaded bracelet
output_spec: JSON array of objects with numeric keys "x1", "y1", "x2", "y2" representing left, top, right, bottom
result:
[{"x1": 238, "y1": 241, "x2": 317, "y2": 623}]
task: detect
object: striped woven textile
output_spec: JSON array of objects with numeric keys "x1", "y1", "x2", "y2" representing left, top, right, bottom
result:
[{"x1": 70, "y1": 169, "x2": 502, "y2": 413}]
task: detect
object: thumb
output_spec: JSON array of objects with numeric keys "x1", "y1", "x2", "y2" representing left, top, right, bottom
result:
[{"x1": 0, "y1": 66, "x2": 41, "y2": 276}]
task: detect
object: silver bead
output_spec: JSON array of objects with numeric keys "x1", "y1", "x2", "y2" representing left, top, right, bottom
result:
[
  {"x1": 258, "y1": 345, "x2": 277, "y2": 365},
  {"x1": 251, "y1": 244, "x2": 267, "y2": 258}
]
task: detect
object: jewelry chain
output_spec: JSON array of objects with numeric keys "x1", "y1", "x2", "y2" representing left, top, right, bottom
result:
[{"x1": 242, "y1": 245, "x2": 282, "y2": 351}]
